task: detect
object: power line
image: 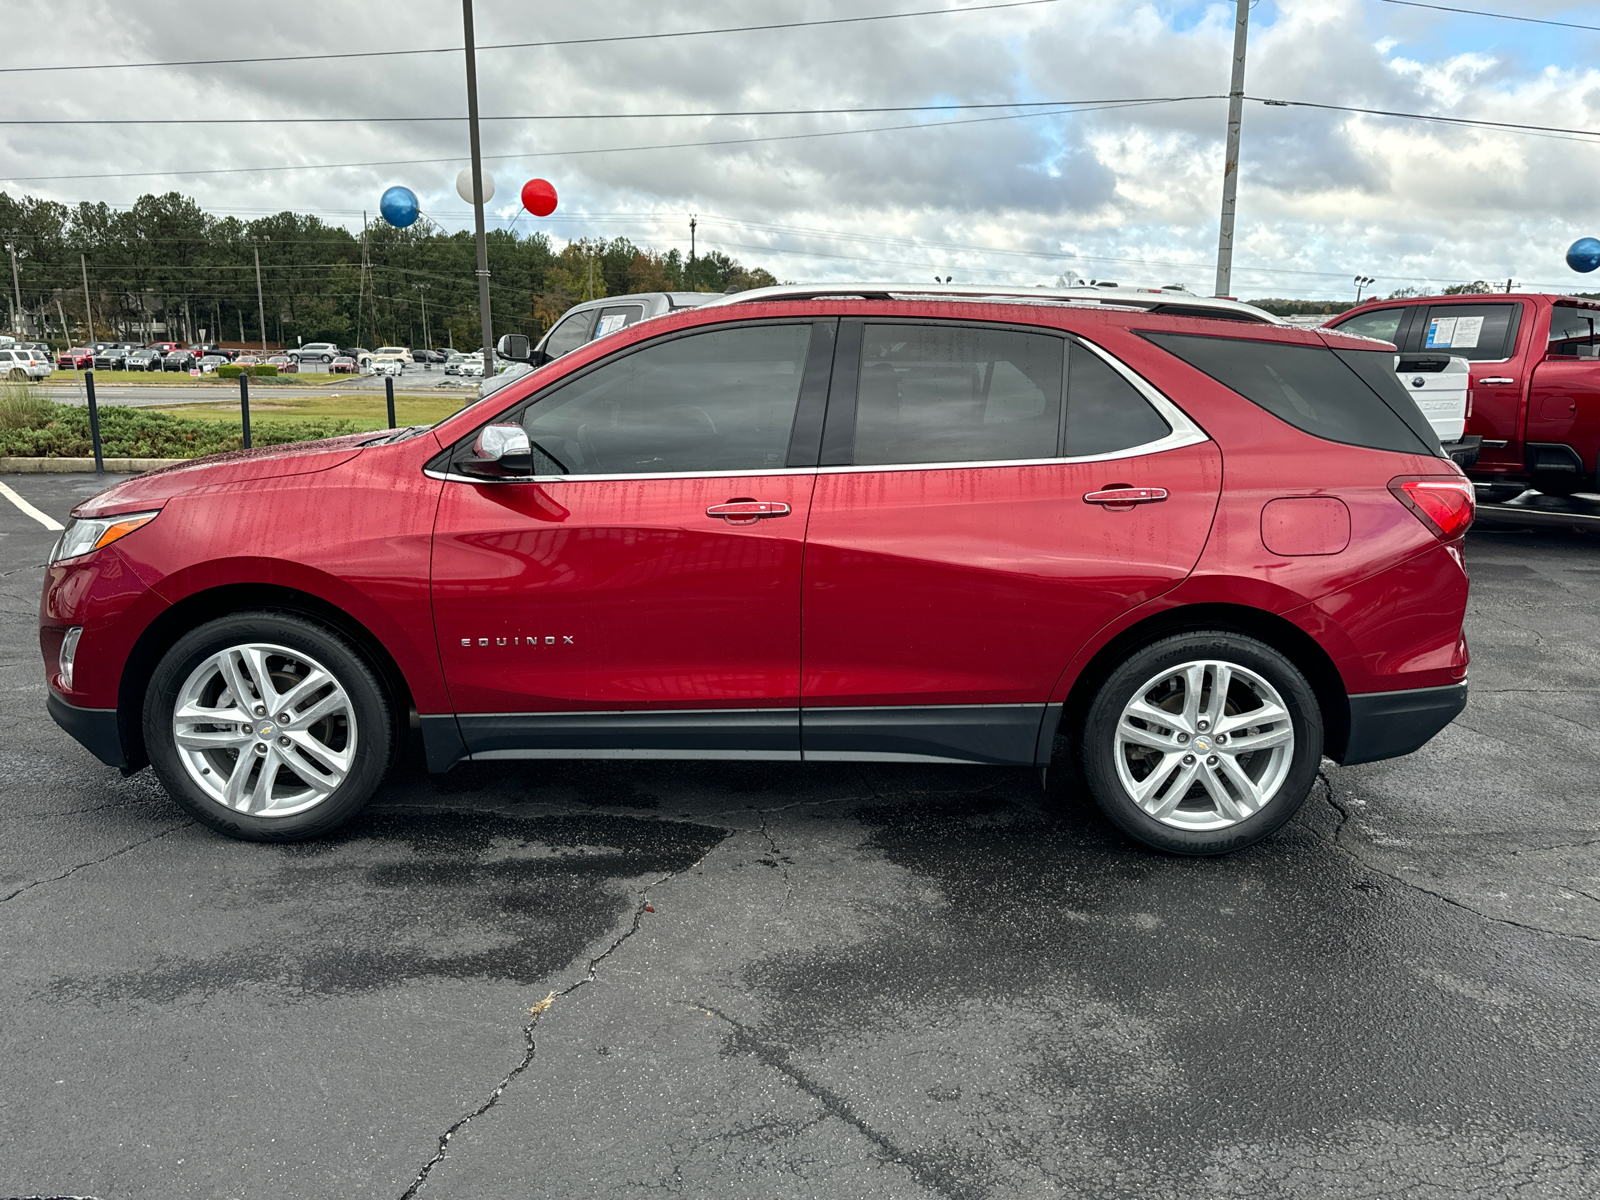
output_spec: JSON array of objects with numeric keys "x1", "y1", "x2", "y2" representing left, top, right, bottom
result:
[
  {"x1": 1251, "y1": 95, "x2": 1600, "y2": 142},
  {"x1": 0, "y1": 98, "x2": 1203, "y2": 184},
  {"x1": 1378, "y1": 1, "x2": 1600, "y2": 33},
  {"x1": 0, "y1": 98, "x2": 1180, "y2": 127},
  {"x1": 0, "y1": 0, "x2": 1062, "y2": 75}
]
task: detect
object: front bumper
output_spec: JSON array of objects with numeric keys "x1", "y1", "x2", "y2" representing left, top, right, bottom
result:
[
  {"x1": 1442, "y1": 436, "x2": 1482, "y2": 469},
  {"x1": 1341, "y1": 682, "x2": 1467, "y2": 766},
  {"x1": 47, "y1": 690, "x2": 125, "y2": 769}
]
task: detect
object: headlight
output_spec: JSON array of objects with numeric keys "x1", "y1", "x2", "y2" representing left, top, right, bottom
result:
[{"x1": 49, "y1": 510, "x2": 160, "y2": 565}]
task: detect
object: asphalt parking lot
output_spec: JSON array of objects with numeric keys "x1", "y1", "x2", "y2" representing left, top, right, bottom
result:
[{"x1": 2, "y1": 474, "x2": 1597, "y2": 1200}]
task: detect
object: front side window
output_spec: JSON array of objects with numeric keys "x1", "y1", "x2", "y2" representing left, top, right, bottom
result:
[
  {"x1": 1332, "y1": 306, "x2": 1405, "y2": 345},
  {"x1": 851, "y1": 324, "x2": 1063, "y2": 465},
  {"x1": 542, "y1": 310, "x2": 595, "y2": 360},
  {"x1": 517, "y1": 323, "x2": 812, "y2": 475},
  {"x1": 1418, "y1": 303, "x2": 1519, "y2": 360}
]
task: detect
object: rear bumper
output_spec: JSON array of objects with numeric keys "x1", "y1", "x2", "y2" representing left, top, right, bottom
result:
[
  {"x1": 1340, "y1": 682, "x2": 1467, "y2": 766},
  {"x1": 46, "y1": 690, "x2": 125, "y2": 769},
  {"x1": 1442, "y1": 435, "x2": 1481, "y2": 468}
]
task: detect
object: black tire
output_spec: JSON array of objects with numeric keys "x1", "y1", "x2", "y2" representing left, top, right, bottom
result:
[
  {"x1": 1531, "y1": 477, "x2": 1587, "y2": 499},
  {"x1": 143, "y1": 611, "x2": 393, "y2": 842},
  {"x1": 1081, "y1": 631, "x2": 1323, "y2": 856}
]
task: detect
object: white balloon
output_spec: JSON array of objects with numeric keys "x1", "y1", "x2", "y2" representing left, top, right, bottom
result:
[{"x1": 455, "y1": 167, "x2": 496, "y2": 205}]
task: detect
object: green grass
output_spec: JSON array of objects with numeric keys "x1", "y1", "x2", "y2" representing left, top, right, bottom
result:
[
  {"x1": 0, "y1": 393, "x2": 386, "y2": 458},
  {"x1": 148, "y1": 393, "x2": 467, "y2": 427}
]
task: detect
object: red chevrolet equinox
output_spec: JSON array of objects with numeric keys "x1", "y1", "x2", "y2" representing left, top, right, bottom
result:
[{"x1": 39, "y1": 287, "x2": 1473, "y2": 855}]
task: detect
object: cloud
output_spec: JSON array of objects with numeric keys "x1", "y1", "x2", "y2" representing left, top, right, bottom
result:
[{"x1": 0, "y1": 0, "x2": 1595, "y2": 298}]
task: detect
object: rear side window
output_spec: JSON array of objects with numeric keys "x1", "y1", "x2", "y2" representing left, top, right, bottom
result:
[
  {"x1": 1142, "y1": 331, "x2": 1434, "y2": 456},
  {"x1": 1332, "y1": 306, "x2": 1405, "y2": 345},
  {"x1": 852, "y1": 324, "x2": 1063, "y2": 465},
  {"x1": 1547, "y1": 306, "x2": 1600, "y2": 357},
  {"x1": 1418, "y1": 303, "x2": 1518, "y2": 360},
  {"x1": 1064, "y1": 344, "x2": 1170, "y2": 456}
]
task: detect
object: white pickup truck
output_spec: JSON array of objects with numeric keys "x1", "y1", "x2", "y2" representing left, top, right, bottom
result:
[{"x1": 1394, "y1": 352, "x2": 1477, "y2": 467}]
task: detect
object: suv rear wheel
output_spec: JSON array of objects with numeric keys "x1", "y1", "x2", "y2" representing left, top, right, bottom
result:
[
  {"x1": 143, "y1": 612, "x2": 392, "y2": 841},
  {"x1": 1081, "y1": 632, "x2": 1322, "y2": 855}
]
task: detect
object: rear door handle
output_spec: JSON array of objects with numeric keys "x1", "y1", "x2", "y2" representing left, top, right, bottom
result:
[
  {"x1": 1084, "y1": 487, "x2": 1168, "y2": 506},
  {"x1": 707, "y1": 500, "x2": 791, "y2": 524},
  {"x1": 1478, "y1": 377, "x2": 1514, "y2": 385}
]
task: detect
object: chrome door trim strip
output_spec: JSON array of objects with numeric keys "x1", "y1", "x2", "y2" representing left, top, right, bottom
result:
[
  {"x1": 475, "y1": 748, "x2": 804, "y2": 761},
  {"x1": 426, "y1": 466, "x2": 820, "y2": 484}
]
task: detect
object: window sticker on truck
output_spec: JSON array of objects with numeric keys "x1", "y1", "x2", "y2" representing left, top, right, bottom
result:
[{"x1": 1426, "y1": 315, "x2": 1483, "y2": 349}]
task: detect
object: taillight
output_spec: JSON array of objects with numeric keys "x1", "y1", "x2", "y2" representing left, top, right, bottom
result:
[
  {"x1": 1389, "y1": 476, "x2": 1474, "y2": 539},
  {"x1": 1465, "y1": 389, "x2": 1473, "y2": 420}
]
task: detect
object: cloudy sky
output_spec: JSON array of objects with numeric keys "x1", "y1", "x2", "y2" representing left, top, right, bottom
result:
[{"x1": 2, "y1": 0, "x2": 1597, "y2": 300}]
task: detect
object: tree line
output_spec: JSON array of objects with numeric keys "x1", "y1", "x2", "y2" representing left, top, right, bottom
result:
[{"x1": 0, "y1": 190, "x2": 779, "y2": 349}]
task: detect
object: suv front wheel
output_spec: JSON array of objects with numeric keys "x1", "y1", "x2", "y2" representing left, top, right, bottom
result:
[
  {"x1": 1081, "y1": 632, "x2": 1323, "y2": 855},
  {"x1": 144, "y1": 612, "x2": 392, "y2": 841}
]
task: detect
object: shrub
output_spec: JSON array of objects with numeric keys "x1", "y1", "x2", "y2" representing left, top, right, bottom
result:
[
  {"x1": 0, "y1": 398, "x2": 371, "y2": 458},
  {"x1": 0, "y1": 380, "x2": 54, "y2": 431},
  {"x1": 252, "y1": 364, "x2": 278, "y2": 377},
  {"x1": 216, "y1": 364, "x2": 244, "y2": 379}
]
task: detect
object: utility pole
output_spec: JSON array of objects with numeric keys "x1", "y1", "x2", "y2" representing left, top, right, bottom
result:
[
  {"x1": 462, "y1": 0, "x2": 495, "y2": 375},
  {"x1": 253, "y1": 241, "x2": 268, "y2": 353},
  {"x1": 1213, "y1": 0, "x2": 1249, "y2": 298},
  {"x1": 413, "y1": 282, "x2": 431, "y2": 349},
  {"x1": 689, "y1": 215, "x2": 697, "y2": 286},
  {"x1": 80, "y1": 254, "x2": 96, "y2": 343},
  {"x1": 6, "y1": 242, "x2": 22, "y2": 334}
]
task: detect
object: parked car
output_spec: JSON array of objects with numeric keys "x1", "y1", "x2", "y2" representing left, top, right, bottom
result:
[
  {"x1": 162, "y1": 349, "x2": 197, "y2": 372},
  {"x1": 1, "y1": 347, "x2": 52, "y2": 381},
  {"x1": 265, "y1": 354, "x2": 297, "y2": 373},
  {"x1": 126, "y1": 348, "x2": 164, "y2": 372},
  {"x1": 57, "y1": 346, "x2": 94, "y2": 369},
  {"x1": 458, "y1": 352, "x2": 484, "y2": 378},
  {"x1": 41, "y1": 283, "x2": 1471, "y2": 854},
  {"x1": 330, "y1": 356, "x2": 357, "y2": 374},
  {"x1": 92, "y1": 345, "x2": 133, "y2": 370},
  {"x1": 146, "y1": 342, "x2": 183, "y2": 355},
  {"x1": 197, "y1": 355, "x2": 230, "y2": 374},
  {"x1": 292, "y1": 342, "x2": 340, "y2": 365},
  {"x1": 443, "y1": 351, "x2": 467, "y2": 375},
  {"x1": 234, "y1": 355, "x2": 262, "y2": 367},
  {"x1": 530, "y1": 292, "x2": 718, "y2": 364},
  {"x1": 370, "y1": 345, "x2": 409, "y2": 371},
  {"x1": 1326, "y1": 293, "x2": 1600, "y2": 499}
]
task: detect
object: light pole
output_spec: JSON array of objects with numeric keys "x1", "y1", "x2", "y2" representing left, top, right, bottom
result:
[
  {"x1": 5, "y1": 241, "x2": 24, "y2": 335},
  {"x1": 462, "y1": 0, "x2": 494, "y2": 376},
  {"x1": 1353, "y1": 274, "x2": 1376, "y2": 303},
  {"x1": 413, "y1": 282, "x2": 432, "y2": 350},
  {"x1": 252, "y1": 238, "x2": 268, "y2": 353},
  {"x1": 1213, "y1": 0, "x2": 1249, "y2": 298}
]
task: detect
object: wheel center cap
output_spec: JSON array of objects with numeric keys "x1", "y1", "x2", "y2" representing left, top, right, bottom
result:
[
  {"x1": 1193, "y1": 735, "x2": 1212, "y2": 753},
  {"x1": 256, "y1": 721, "x2": 277, "y2": 738}
]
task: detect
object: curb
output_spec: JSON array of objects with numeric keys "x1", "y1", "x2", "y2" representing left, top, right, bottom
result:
[{"x1": 0, "y1": 457, "x2": 189, "y2": 473}]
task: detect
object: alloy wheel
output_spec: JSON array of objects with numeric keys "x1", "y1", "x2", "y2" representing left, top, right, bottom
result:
[
  {"x1": 1113, "y1": 659, "x2": 1295, "y2": 831},
  {"x1": 171, "y1": 642, "x2": 356, "y2": 817}
]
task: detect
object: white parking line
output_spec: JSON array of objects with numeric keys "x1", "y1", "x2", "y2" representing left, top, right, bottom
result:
[{"x1": 0, "y1": 480, "x2": 65, "y2": 531}]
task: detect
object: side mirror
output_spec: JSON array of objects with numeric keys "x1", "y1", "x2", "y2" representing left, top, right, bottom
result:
[
  {"x1": 469, "y1": 423, "x2": 533, "y2": 475},
  {"x1": 496, "y1": 333, "x2": 532, "y2": 362}
]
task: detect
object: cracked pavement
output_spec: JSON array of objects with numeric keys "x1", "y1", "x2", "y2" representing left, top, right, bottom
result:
[{"x1": 2, "y1": 473, "x2": 1598, "y2": 1199}]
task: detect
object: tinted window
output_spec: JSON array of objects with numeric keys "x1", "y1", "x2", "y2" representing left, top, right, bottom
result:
[
  {"x1": 1065, "y1": 344, "x2": 1170, "y2": 456},
  {"x1": 1143, "y1": 331, "x2": 1433, "y2": 456},
  {"x1": 1333, "y1": 306, "x2": 1405, "y2": 345},
  {"x1": 1547, "y1": 306, "x2": 1600, "y2": 357},
  {"x1": 518, "y1": 324, "x2": 811, "y2": 475},
  {"x1": 1331, "y1": 349, "x2": 1443, "y2": 453},
  {"x1": 594, "y1": 305, "x2": 645, "y2": 338},
  {"x1": 852, "y1": 324, "x2": 1063, "y2": 465},
  {"x1": 1419, "y1": 303, "x2": 1517, "y2": 360},
  {"x1": 543, "y1": 310, "x2": 595, "y2": 359}
]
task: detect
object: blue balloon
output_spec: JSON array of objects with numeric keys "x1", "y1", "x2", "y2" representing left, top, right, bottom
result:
[
  {"x1": 380, "y1": 185, "x2": 420, "y2": 229},
  {"x1": 1567, "y1": 237, "x2": 1600, "y2": 273}
]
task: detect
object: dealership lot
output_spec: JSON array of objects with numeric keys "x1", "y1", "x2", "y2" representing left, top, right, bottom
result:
[{"x1": 2, "y1": 474, "x2": 1597, "y2": 1198}]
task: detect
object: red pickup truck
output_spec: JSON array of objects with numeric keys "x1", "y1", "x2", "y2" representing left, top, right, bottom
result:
[{"x1": 1327, "y1": 292, "x2": 1600, "y2": 498}]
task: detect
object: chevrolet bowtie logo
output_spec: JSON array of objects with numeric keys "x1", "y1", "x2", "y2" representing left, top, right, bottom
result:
[{"x1": 462, "y1": 635, "x2": 576, "y2": 647}]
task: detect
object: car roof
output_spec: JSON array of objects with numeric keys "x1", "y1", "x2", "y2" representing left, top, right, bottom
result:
[{"x1": 706, "y1": 282, "x2": 1282, "y2": 324}]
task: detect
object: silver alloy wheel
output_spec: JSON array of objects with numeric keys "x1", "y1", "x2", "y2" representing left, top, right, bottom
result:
[
  {"x1": 171, "y1": 642, "x2": 357, "y2": 818},
  {"x1": 1113, "y1": 659, "x2": 1295, "y2": 831}
]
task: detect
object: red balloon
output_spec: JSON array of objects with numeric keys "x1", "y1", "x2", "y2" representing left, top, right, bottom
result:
[{"x1": 521, "y1": 178, "x2": 558, "y2": 217}]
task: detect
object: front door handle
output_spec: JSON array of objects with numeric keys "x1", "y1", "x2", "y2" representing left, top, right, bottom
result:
[
  {"x1": 1478, "y1": 376, "x2": 1515, "y2": 385},
  {"x1": 1084, "y1": 487, "x2": 1168, "y2": 506},
  {"x1": 707, "y1": 500, "x2": 791, "y2": 525}
]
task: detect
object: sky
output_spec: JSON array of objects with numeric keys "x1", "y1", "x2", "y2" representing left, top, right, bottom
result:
[{"x1": 2, "y1": 0, "x2": 1598, "y2": 300}]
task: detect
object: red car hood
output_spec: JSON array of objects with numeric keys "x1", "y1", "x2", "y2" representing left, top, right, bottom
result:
[{"x1": 72, "y1": 434, "x2": 374, "y2": 519}]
